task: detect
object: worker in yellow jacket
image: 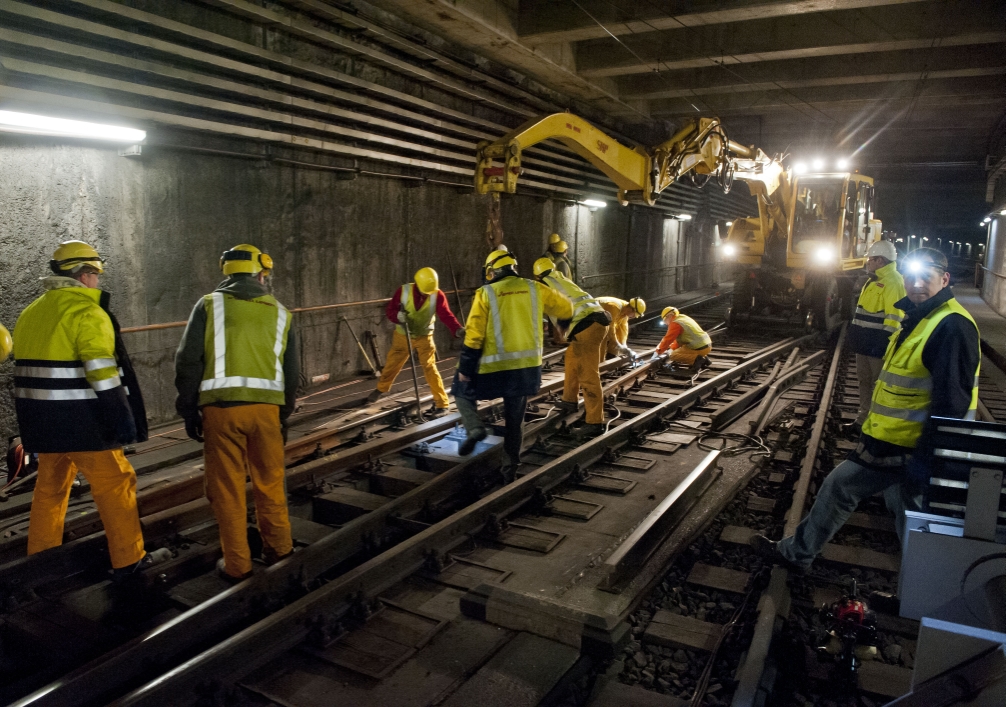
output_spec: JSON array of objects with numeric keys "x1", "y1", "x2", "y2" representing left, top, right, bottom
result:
[
  {"x1": 366, "y1": 267, "x2": 464, "y2": 415},
  {"x1": 13, "y1": 241, "x2": 149, "y2": 580},
  {"x1": 454, "y1": 249, "x2": 572, "y2": 483},
  {"x1": 533, "y1": 257, "x2": 611, "y2": 436},
  {"x1": 174, "y1": 245, "x2": 298, "y2": 581},
  {"x1": 598, "y1": 296, "x2": 646, "y2": 359}
]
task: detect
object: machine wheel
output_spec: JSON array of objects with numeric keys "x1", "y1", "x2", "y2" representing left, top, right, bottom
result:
[{"x1": 808, "y1": 275, "x2": 842, "y2": 332}]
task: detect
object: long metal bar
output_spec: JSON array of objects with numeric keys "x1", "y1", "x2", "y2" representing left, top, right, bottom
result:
[
  {"x1": 108, "y1": 335, "x2": 814, "y2": 707},
  {"x1": 341, "y1": 317, "x2": 378, "y2": 375}
]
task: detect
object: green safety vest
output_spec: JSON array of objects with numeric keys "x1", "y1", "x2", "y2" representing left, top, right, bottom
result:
[
  {"x1": 395, "y1": 283, "x2": 437, "y2": 337},
  {"x1": 542, "y1": 272, "x2": 603, "y2": 328},
  {"x1": 674, "y1": 314, "x2": 712, "y2": 349},
  {"x1": 199, "y1": 291, "x2": 291, "y2": 406},
  {"x1": 862, "y1": 297, "x2": 979, "y2": 448},
  {"x1": 478, "y1": 277, "x2": 544, "y2": 375}
]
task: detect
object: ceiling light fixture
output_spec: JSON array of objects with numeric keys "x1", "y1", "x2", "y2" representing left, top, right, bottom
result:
[{"x1": 0, "y1": 110, "x2": 146, "y2": 142}]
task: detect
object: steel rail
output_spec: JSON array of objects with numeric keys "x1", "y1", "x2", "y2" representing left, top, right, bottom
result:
[
  {"x1": 730, "y1": 327, "x2": 846, "y2": 707},
  {"x1": 106, "y1": 334, "x2": 816, "y2": 707}
]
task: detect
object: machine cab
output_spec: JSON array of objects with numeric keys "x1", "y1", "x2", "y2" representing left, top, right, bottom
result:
[{"x1": 787, "y1": 173, "x2": 879, "y2": 270}]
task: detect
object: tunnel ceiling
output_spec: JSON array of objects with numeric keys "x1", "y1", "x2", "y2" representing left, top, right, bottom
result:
[{"x1": 365, "y1": 0, "x2": 1006, "y2": 242}]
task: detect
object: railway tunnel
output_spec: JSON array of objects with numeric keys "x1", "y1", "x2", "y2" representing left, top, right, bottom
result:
[{"x1": 0, "y1": 1, "x2": 1005, "y2": 706}]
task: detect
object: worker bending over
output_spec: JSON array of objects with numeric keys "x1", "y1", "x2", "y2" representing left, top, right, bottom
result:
[
  {"x1": 13, "y1": 241, "x2": 149, "y2": 579},
  {"x1": 175, "y1": 245, "x2": 298, "y2": 581},
  {"x1": 542, "y1": 233, "x2": 572, "y2": 280},
  {"x1": 367, "y1": 268, "x2": 463, "y2": 415},
  {"x1": 844, "y1": 240, "x2": 906, "y2": 431},
  {"x1": 534, "y1": 258, "x2": 611, "y2": 437},
  {"x1": 454, "y1": 250, "x2": 572, "y2": 483},
  {"x1": 752, "y1": 248, "x2": 979, "y2": 570},
  {"x1": 652, "y1": 307, "x2": 712, "y2": 367},
  {"x1": 598, "y1": 296, "x2": 646, "y2": 359}
]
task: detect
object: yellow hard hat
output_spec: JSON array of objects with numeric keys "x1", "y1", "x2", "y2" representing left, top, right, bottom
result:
[
  {"x1": 415, "y1": 267, "x2": 439, "y2": 295},
  {"x1": 0, "y1": 324, "x2": 11, "y2": 362},
  {"x1": 628, "y1": 297, "x2": 646, "y2": 316},
  {"x1": 485, "y1": 248, "x2": 517, "y2": 271},
  {"x1": 221, "y1": 244, "x2": 273, "y2": 276},
  {"x1": 554, "y1": 240, "x2": 568, "y2": 253},
  {"x1": 533, "y1": 257, "x2": 555, "y2": 279},
  {"x1": 50, "y1": 240, "x2": 104, "y2": 274},
  {"x1": 661, "y1": 306, "x2": 679, "y2": 320},
  {"x1": 548, "y1": 233, "x2": 561, "y2": 245}
]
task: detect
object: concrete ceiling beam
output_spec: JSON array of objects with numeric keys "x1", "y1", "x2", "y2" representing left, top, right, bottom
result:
[
  {"x1": 573, "y1": 1, "x2": 1005, "y2": 78},
  {"x1": 517, "y1": 0, "x2": 929, "y2": 45},
  {"x1": 359, "y1": 0, "x2": 645, "y2": 121},
  {"x1": 616, "y1": 44, "x2": 1006, "y2": 100}
]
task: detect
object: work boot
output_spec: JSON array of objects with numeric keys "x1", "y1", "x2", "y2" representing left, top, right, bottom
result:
[
  {"x1": 366, "y1": 389, "x2": 384, "y2": 404},
  {"x1": 580, "y1": 423, "x2": 605, "y2": 438},
  {"x1": 459, "y1": 427, "x2": 488, "y2": 456},
  {"x1": 693, "y1": 356, "x2": 711, "y2": 371},
  {"x1": 427, "y1": 406, "x2": 450, "y2": 418},
  {"x1": 110, "y1": 548, "x2": 171, "y2": 585},
  {"x1": 749, "y1": 534, "x2": 806, "y2": 573},
  {"x1": 217, "y1": 558, "x2": 253, "y2": 583},
  {"x1": 556, "y1": 400, "x2": 579, "y2": 414},
  {"x1": 500, "y1": 464, "x2": 519, "y2": 485},
  {"x1": 840, "y1": 421, "x2": 862, "y2": 440}
]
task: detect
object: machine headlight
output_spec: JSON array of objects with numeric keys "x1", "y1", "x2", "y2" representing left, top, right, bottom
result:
[
  {"x1": 812, "y1": 246, "x2": 833, "y2": 264},
  {"x1": 793, "y1": 162, "x2": 807, "y2": 174},
  {"x1": 723, "y1": 244, "x2": 737, "y2": 257}
]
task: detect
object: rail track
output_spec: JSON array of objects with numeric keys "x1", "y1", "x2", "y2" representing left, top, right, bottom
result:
[{"x1": 5, "y1": 291, "x2": 1001, "y2": 707}]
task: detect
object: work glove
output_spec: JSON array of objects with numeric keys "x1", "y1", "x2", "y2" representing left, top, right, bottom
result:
[
  {"x1": 96, "y1": 387, "x2": 137, "y2": 445},
  {"x1": 397, "y1": 311, "x2": 407, "y2": 324},
  {"x1": 184, "y1": 413, "x2": 204, "y2": 443},
  {"x1": 649, "y1": 352, "x2": 659, "y2": 362},
  {"x1": 455, "y1": 327, "x2": 466, "y2": 339}
]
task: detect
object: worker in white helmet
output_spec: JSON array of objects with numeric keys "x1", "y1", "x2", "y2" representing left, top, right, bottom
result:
[{"x1": 845, "y1": 240, "x2": 906, "y2": 431}]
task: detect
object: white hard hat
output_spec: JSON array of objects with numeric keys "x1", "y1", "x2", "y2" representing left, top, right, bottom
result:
[{"x1": 866, "y1": 240, "x2": 897, "y2": 262}]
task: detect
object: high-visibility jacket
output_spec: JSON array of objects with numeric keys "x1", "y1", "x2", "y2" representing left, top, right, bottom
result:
[
  {"x1": 848, "y1": 261, "x2": 906, "y2": 358},
  {"x1": 396, "y1": 283, "x2": 437, "y2": 337},
  {"x1": 464, "y1": 276, "x2": 572, "y2": 375},
  {"x1": 544, "y1": 251, "x2": 572, "y2": 279},
  {"x1": 669, "y1": 314, "x2": 712, "y2": 350},
  {"x1": 12, "y1": 278, "x2": 133, "y2": 453},
  {"x1": 198, "y1": 290, "x2": 292, "y2": 406},
  {"x1": 542, "y1": 272, "x2": 603, "y2": 329},
  {"x1": 862, "y1": 298, "x2": 979, "y2": 448}
]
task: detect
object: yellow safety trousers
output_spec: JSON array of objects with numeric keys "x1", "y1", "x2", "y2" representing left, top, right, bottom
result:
[
  {"x1": 563, "y1": 322, "x2": 607, "y2": 424},
  {"x1": 203, "y1": 404, "x2": 292, "y2": 578},
  {"x1": 376, "y1": 331, "x2": 448, "y2": 409},
  {"x1": 670, "y1": 344, "x2": 712, "y2": 367},
  {"x1": 28, "y1": 449, "x2": 145, "y2": 569}
]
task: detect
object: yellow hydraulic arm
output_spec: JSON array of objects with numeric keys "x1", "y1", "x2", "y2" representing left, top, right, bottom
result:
[{"x1": 475, "y1": 112, "x2": 784, "y2": 206}]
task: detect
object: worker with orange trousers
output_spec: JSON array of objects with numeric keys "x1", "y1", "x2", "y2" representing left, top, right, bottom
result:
[
  {"x1": 367, "y1": 267, "x2": 464, "y2": 416},
  {"x1": 12, "y1": 241, "x2": 150, "y2": 580},
  {"x1": 174, "y1": 244, "x2": 299, "y2": 581},
  {"x1": 533, "y1": 257, "x2": 611, "y2": 437},
  {"x1": 652, "y1": 307, "x2": 713, "y2": 367}
]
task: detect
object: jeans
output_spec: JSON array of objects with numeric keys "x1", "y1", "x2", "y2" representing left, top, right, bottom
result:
[
  {"x1": 777, "y1": 458, "x2": 921, "y2": 569},
  {"x1": 455, "y1": 394, "x2": 527, "y2": 469}
]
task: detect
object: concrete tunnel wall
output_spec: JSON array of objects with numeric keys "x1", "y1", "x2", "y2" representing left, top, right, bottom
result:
[{"x1": 0, "y1": 134, "x2": 722, "y2": 440}]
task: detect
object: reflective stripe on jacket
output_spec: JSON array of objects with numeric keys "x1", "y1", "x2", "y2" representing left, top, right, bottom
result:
[
  {"x1": 542, "y1": 272, "x2": 603, "y2": 328},
  {"x1": 862, "y1": 297, "x2": 979, "y2": 448},
  {"x1": 395, "y1": 283, "x2": 437, "y2": 337},
  {"x1": 848, "y1": 261, "x2": 906, "y2": 358},
  {"x1": 673, "y1": 314, "x2": 712, "y2": 349},
  {"x1": 199, "y1": 291, "x2": 292, "y2": 406},
  {"x1": 12, "y1": 278, "x2": 130, "y2": 452}
]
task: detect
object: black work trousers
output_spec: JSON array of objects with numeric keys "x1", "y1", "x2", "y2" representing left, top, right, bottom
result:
[{"x1": 455, "y1": 394, "x2": 527, "y2": 470}]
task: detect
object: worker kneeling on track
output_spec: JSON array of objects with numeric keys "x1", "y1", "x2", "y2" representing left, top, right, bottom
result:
[
  {"x1": 13, "y1": 241, "x2": 151, "y2": 581},
  {"x1": 453, "y1": 249, "x2": 573, "y2": 484},
  {"x1": 367, "y1": 267, "x2": 464, "y2": 416},
  {"x1": 751, "y1": 248, "x2": 980, "y2": 574},
  {"x1": 533, "y1": 257, "x2": 611, "y2": 437},
  {"x1": 175, "y1": 244, "x2": 299, "y2": 582},
  {"x1": 651, "y1": 306, "x2": 712, "y2": 370},
  {"x1": 844, "y1": 240, "x2": 906, "y2": 434},
  {"x1": 598, "y1": 296, "x2": 646, "y2": 361}
]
